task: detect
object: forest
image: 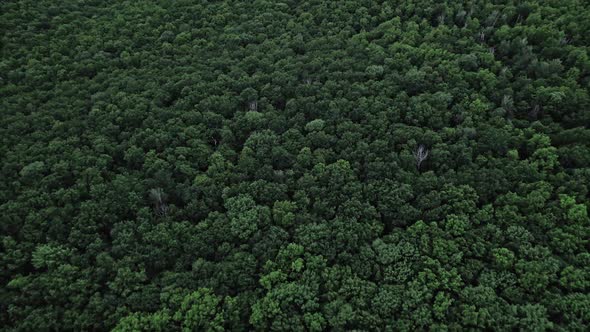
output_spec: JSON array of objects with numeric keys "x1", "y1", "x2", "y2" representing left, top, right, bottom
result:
[{"x1": 1, "y1": 0, "x2": 590, "y2": 330}]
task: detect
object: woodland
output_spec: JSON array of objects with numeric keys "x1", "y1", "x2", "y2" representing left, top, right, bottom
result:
[{"x1": 1, "y1": 0, "x2": 590, "y2": 330}]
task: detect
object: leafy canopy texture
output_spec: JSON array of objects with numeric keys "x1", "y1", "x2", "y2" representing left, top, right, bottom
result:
[{"x1": 1, "y1": 0, "x2": 590, "y2": 330}]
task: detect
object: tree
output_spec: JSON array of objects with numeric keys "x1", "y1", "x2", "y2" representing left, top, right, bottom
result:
[
  {"x1": 225, "y1": 194, "x2": 270, "y2": 240},
  {"x1": 413, "y1": 144, "x2": 429, "y2": 170}
]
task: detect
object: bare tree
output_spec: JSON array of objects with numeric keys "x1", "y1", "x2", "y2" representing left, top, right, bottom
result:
[
  {"x1": 248, "y1": 100, "x2": 258, "y2": 111},
  {"x1": 490, "y1": 11, "x2": 500, "y2": 27},
  {"x1": 413, "y1": 145, "x2": 429, "y2": 171},
  {"x1": 149, "y1": 188, "x2": 168, "y2": 216},
  {"x1": 529, "y1": 104, "x2": 540, "y2": 120},
  {"x1": 502, "y1": 95, "x2": 514, "y2": 110},
  {"x1": 502, "y1": 95, "x2": 514, "y2": 119},
  {"x1": 560, "y1": 36, "x2": 570, "y2": 45},
  {"x1": 479, "y1": 31, "x2": 486, "y2": 42}
]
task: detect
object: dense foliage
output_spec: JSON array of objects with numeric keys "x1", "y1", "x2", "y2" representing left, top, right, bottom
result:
[{"x1": 2, "y1": 0, "x2": 590, "y2": 330}]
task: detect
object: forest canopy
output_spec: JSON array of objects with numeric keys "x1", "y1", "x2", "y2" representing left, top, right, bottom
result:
[{"x1": 1, "y1": 0, "x2": 590, "y2": 330}]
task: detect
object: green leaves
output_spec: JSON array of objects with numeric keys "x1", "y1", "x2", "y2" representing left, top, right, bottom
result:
[
  {"x1": 31, "y1": 244, "x2": 72, "y2": 270},
  {"x1": 114, "y1": 288, "x2": 232, "y2": 332},
  {"x1": 272, "y1": 200, "x2": 297, "y2": 227},
  {"x1": 492, "y1": 248, "x2": 515, "y2": 269},
  {"x1": 113, "y1": 310, "x2": 172, "y2": 332},
  {"x1": 177, "y1": 289, "x2": 225, "y2": 332},
  {"x1": 304, "y1": 119, "x2": 325, "y2": 132},
  {"x1": 225, "y1": 194, "x2": 270, "y2": 240},
  {"x1": 2, "y1": 0, "x2": 590, "y2": 330},
  {"x1": 560, "y1": 194, "x2": 589, "y2": 224}
]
